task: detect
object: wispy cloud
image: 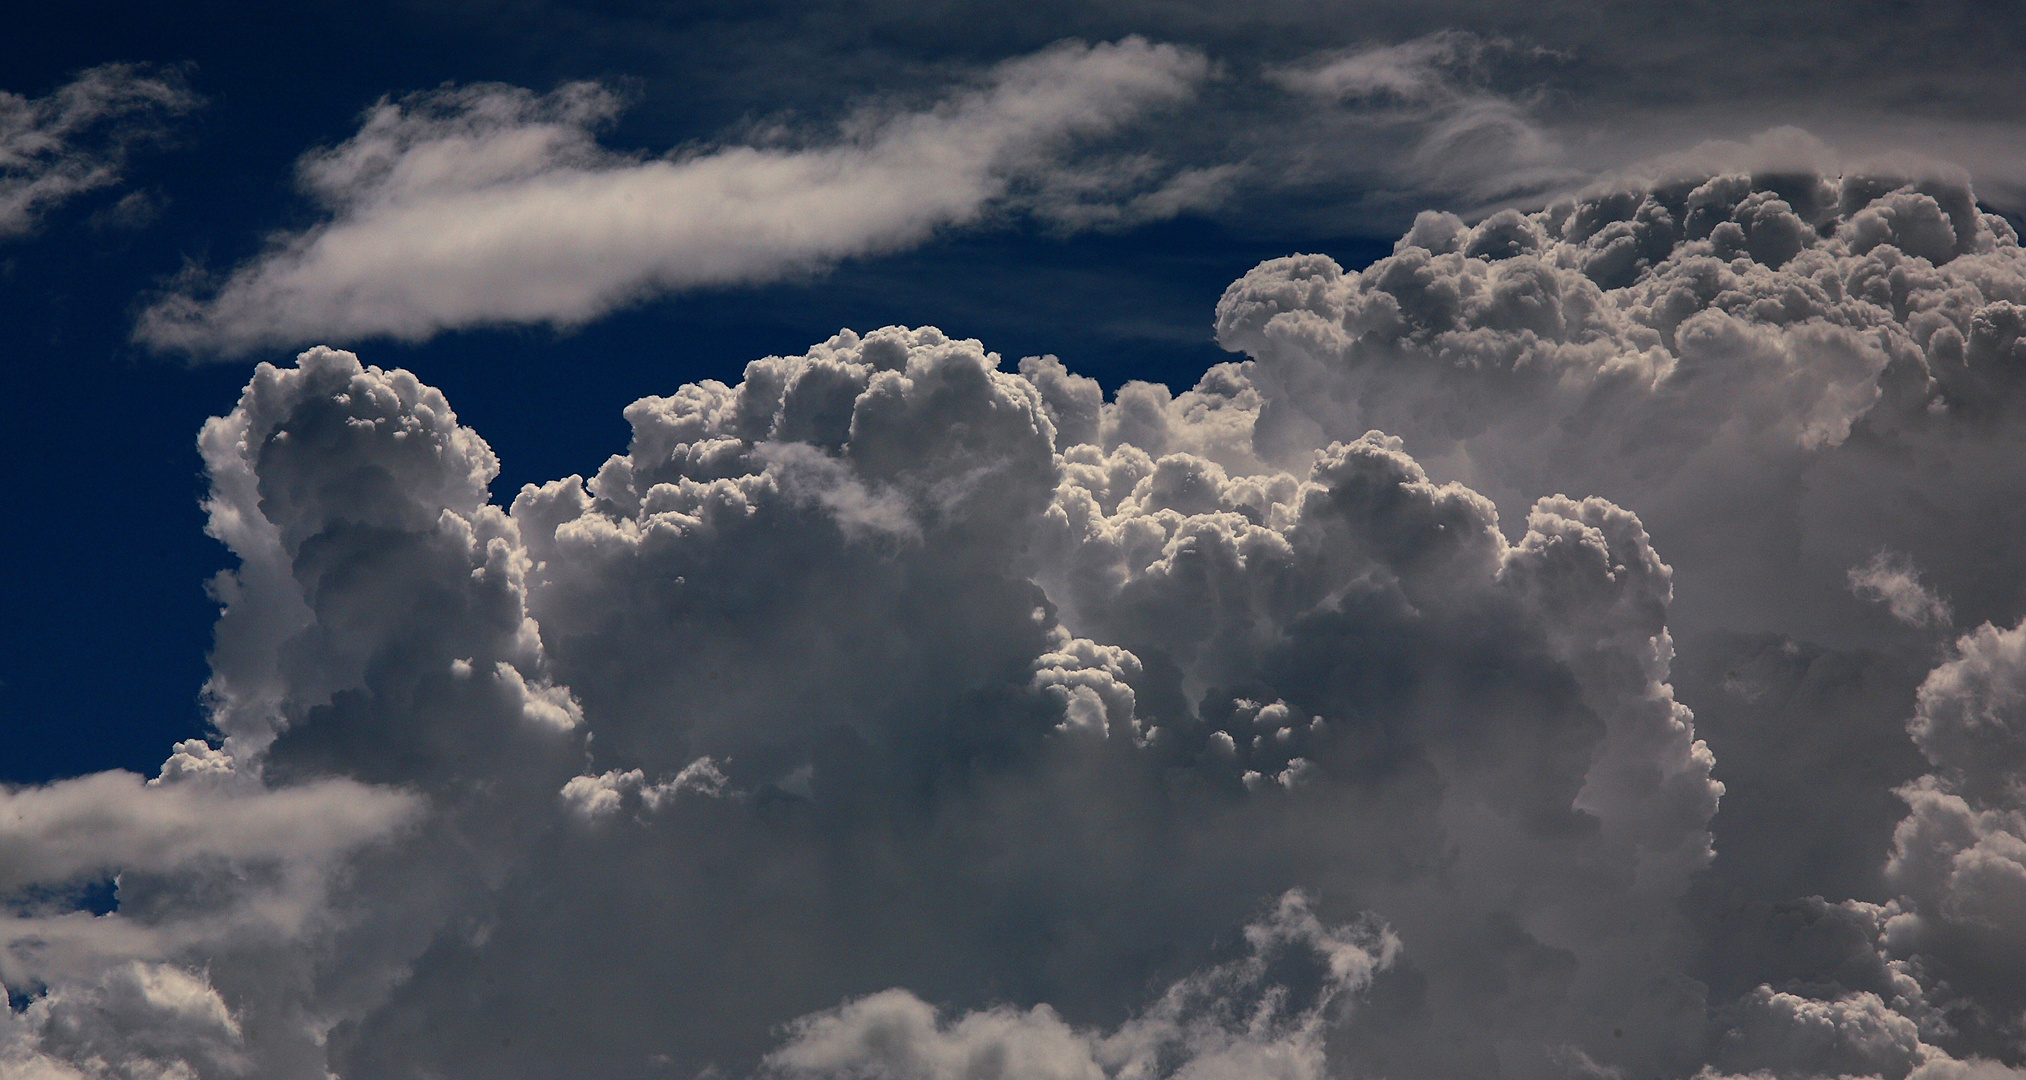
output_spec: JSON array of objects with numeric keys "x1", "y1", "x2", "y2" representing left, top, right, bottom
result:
[
  {"x1": 1258, "y1": 32, "x2": 1581, "y2": 215},
  {"x1": 0, "y1": 64, "x2": 197, "y2": 240},
  {"x1": 1851, "y1": 551, "x2": 1953, "y2": 629},
  {"x1": 136, "y1": 38, "x2": 1216, "y2": 356}
]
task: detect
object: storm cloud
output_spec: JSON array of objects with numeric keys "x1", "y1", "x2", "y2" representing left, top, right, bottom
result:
[{"x1": 11, "y1": 166, "x2": 2026, "y2": 1080}]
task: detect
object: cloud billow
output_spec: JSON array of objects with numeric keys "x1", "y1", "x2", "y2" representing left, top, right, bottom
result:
[{"x1": 9, "y1": 169, "x2": 2026, "y2": 1080}]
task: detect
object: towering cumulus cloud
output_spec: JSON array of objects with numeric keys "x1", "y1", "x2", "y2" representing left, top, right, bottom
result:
[
  {"x1": 1214, "y1": 169, "x2": 2026, "y2": 645},
  {"x1": 11, "y1": 168, "x2": 2026, "y2": 1080}
]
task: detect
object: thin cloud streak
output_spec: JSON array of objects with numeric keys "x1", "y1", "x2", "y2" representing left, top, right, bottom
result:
[
  {"x1": 0, "y1": 64, "x2": 197, "y2": 239},
  {"x1": 136, "y1": 38, "x2": 1216, "y2": 357}
]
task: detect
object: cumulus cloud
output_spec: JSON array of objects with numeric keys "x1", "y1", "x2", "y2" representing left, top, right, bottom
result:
[
  {"x1": 0, "y1": 65, "x2": 196, "y2": 239},
  {"x1": 10, "y1": 316, "x2": 1734, "y2": 1078},
  {"x1": 1206, "y1": 175, "x2": 2026, "y2": 1076},
  {"x1": 1213, "y1": 168, "x2": 2026, "y2": 650},
  {"x1": 134, "y1": 38, "x2": 1216, "y2": 356},
  {"x1": 765, "y1": 890, "x2": 1395, "y2": 1080},
  {"x1": 0, "y1": 767, "x2": 415, "y2": 894},
  {"x1": 25, "y1": 161, "x2": 2026, "y2": 1079},
  {"x1": 1873, "y1": 621, "x2": 2026, "y2": 1062}
]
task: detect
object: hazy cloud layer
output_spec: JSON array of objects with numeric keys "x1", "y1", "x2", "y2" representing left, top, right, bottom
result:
[
  {"x1": 135, "y1": 39, "x2": 1217, "y2": 356},
  {"x1": 14, "y1": 168, "x2": 2026, "y2": 1079},
  {"x1": 0, "y1": 65, "x2": 196, "y2": 239}
]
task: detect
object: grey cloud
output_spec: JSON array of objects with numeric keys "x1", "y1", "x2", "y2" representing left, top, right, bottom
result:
[
  {"x1": 0, "y1": 768, "x2": 416, "y2": 894},
  {"x1": 10, "y1": 302, "x2": 1735, "y2": 1078},
  {"x1": 0, "y1": 759, "x2": 417, "y2": 1078},
  {"x1": 1875, "y1": 619, "x2": 2026, "y2": 1060},
  {"x1": 1213, "y1": 168, "x2": 2026, "y2": 650},
  {"x1": 764, "y1": 890, "x2": 1396, "y2": 1080},
  {"x1": 320, "y1": 323, "x2": 1715, "y2": 1077},
  {"x1": 1209, "y1": 175, "x2": 2026, "y2": 1073},
  {"x1": 0, "y1": 65, "x2": 196, "y2": 239},
  {"x1": 2, "y1": 962, "x2": 246, "y2": 1080},
  {"x1": 23, "y1": 160, "x2": 2026, "y2": 1080},
  {"x1": 134, "y1": 39, "x2": 1215, "y2": 356},
  {"x1": 1851, "y1": 553, "x2": 1954, "y2": 629},
  {"x1": 421, "y1": 1, "x2": 2026, "y2": 232},
  {"x1": 1258, "y1": 32, "x2": 1578, "y2": 216}
]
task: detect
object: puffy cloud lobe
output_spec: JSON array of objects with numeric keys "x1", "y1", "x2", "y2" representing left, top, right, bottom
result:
[
  {"x1": 134, "y1": 39, "x2": 1215, "y2": 355},
  {"x1": 764, "y1": 890, "x2": 1396, "y2": 1080},
  {"x1": 1, "y1": 962, "x2": 247, "y2": 1080},
  {"x1": 1, "y1": 345, "x2": 595, "y2": 1077},
  {"x1": 1200, "y1": 167, "x2": 2026, "y2": 1078},
  {"x1": 1716, "y1": 986, "x2": 1926, "y2": 1080},
  {"x1": 1870, "y1": 619, "x2": 2026, "y2": 1057},
  {"x1": 560, "y1": 755, "x2": 731, "y2": 819},
  {"x1": 1213, "y1": 169, "x2": 2026, "y2": 647},
  {"x1": 0, "y1": 65, "x2": 196, "y2": 239},
  {"x1": 194, "y1": 345, "x2": 582, "y2": 781},
  {"x1": 1023, "y1": 412, "x2": 1721, "y2": 1073},
  {"x1": 1691, "y1": 620, "x2": 2026, "y2": 1077},
  {"x1": 1905, "y1": 620, "x2": 2026, "y2": 806}
]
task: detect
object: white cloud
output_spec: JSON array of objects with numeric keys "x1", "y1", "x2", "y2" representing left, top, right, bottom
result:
[
  {"x1": 0, "y1": 65, "x2": 196, "y2": 239},
  {"x1": 1851, "y1": 552, "x2": 1954, "y2": 629},
  {"x1": 134, "y1": 39, "x2": 1213, "y2": 356},
  {"x1": 560, "y1": 756, "x2": 731, "y2": 819}
]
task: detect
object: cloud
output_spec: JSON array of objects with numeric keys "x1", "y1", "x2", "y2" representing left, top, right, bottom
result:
[
  {"x1": 1880, "y1": 621, "x2": 2026, "y2": 1054},
  {"x1": 1851, "y1": 553, "x2": 1954, "y2": 629},
  {"x1": 1206, "y1": 178, "x2": 2026, "y2": 1074},
  {"x1": 26, "y1": 163, "x2": 2026, "y2": 1078},
  {"x1": 0, "y1": 751, "x2": 418, "y2": 1078},
  {"x1": 764, "y1": 890, "x2": 1396, "y2": 1080},
  {"x1": 2, "y1": 962, "x2": 246, "y2": 1080},
  {"x1": 0, "y1": 767, "x2": 416, "y2": 894},
  {"x1": 1261, "y1": 32, "x2": 1578, "y2": 213},
  {"x1": 11, "y1": 313, "x2": 1735, "y2": 1078},
  {"x1": 134, "y1": 39, "x2": 1215, "y2": 356},
  {"x1": 0, "y1": 65, "x2": 197, "y2": 239},
  {"x1": 1681, "y1": 615, "x2": 2026, "y2": 1078},
  {"x1": 1213, "y1": 168, "x2": 2026, "y2": 651}
]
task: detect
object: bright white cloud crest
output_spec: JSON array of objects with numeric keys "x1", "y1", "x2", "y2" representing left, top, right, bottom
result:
[{"x1": 14, "y1": 166, "x2": 2026, "y2": 1080}]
